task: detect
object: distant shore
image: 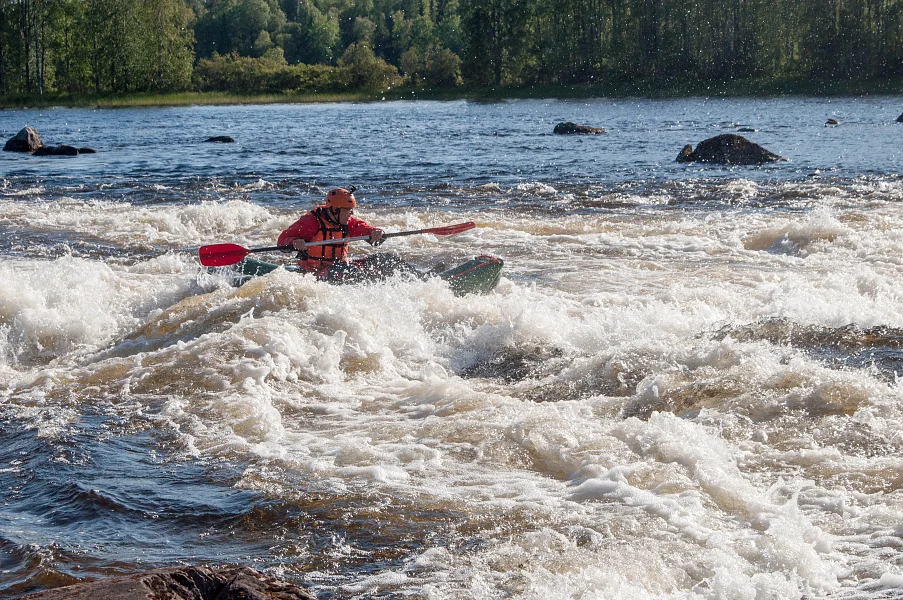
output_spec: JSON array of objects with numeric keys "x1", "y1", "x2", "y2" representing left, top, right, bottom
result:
[{"x1": 3, "y1": 77, "x2": 903, "y2": 109}]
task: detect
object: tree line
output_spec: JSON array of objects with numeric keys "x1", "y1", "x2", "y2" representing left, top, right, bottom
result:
[{"x1": 1, "y1": 0, "x2": 902, "y2": 97}]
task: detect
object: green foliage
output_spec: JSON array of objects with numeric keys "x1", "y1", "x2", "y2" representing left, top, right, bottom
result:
[
  {"x1": 436, "y1": 0, "x2": 462, "y2": 55},
  {"x1": 352, "y1": 16, "x2": 377, "y2": 46},
  {"x1": 282, "y1": 3, "x2": 341, "y2": 65},
  {"x1": 194, "y1": 52, "x2": 347, "y2": 92},
  {"x1": 195, "y1": 0, "x2": 286, "y2": 58},
  {"x1": 459, "y1": 0, "x2": 530, "y2": 85},
  {"x1": 401, "y1": 45, "x2": 461, "y2": 87},
  {"x1": 7, "y1": 0, "x2": 903, "y2": 99},
  {"x1": 338, "y1": 42, "x2": 401, "y2": 89}
]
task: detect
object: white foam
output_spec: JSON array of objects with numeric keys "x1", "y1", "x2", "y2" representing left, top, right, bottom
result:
[
  {"x1": 515, "y1": 182, "x2": 558, "y2": 196},
  {"x1": 5, "y1": 196, "x2": 903, "y2": 599},
  {"x1": 0, "y1": 255, "x2": 198, "y2": 368}
]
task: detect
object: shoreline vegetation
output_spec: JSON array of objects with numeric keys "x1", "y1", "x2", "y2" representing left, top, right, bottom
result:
[
  {"x1": 6, "y1": 0, "x2": 903, "y2": 111},
  {"x1": 4, "y1": 77, "x2": 903, "y2": 110}
]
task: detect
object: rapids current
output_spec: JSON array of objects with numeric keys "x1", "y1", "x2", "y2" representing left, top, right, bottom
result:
[{"x1": 1, "y1": 98, "x2": 903, "y2": 599}]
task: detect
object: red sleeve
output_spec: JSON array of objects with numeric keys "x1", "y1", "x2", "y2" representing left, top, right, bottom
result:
[
  {"x1": 346, "y1": 216, "x2": 377, "y2": 237},
  {"x1": 278, "y1": 213, "x2": 320, "y2": 246}
]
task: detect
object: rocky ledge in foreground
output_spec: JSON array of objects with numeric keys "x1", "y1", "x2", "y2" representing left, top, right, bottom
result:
[
  {"x1": 676, "y1": 134, "x2": 785, "y2": 165},
  {"x1": 18, "y1": 566, "x2": 315, "y2": 600},
  {"x1": 553, "y1": 121, "x2": 606, "y2": 134}
]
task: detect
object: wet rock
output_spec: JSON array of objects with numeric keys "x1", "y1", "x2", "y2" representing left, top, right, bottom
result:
[
  {"x1": 459, "y1": 345, "x2": 564, "y2": 383},
  {"x1": 18, "y1": 566, "x2": 315, "y2": 600},
  {"x1": 825, "y1": 118, "x2": 840, "y2": 126},
  {"x1": 205, "y1": 135, "x2": 235, "y2": 143},
  {"x1": 897, "y1": 113, "x2": 903, "y2": 123},
  {"x1": 737, "y1": 127, "x2": 757, "y2": 132},
  {"x1": 677, "y1": 144, "x2": 695, "y2": 162},
  {"x1": 78, "y1": 147, "x2": 97, "y2": 154},
  {"x1": 676, "y1": 134, "x2": 785, "y2": 165},
  {"x1": 553, "y1": 121, "x2": 606, "y2": 135},
  {"x1": 33, "y1": 144, "x2": 80, "y2": 157},
  {"x1": 3, "y1": 126, "x2": 43, "y2": 152}
]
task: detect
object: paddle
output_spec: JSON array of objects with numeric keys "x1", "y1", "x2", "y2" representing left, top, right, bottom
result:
[{"x1": 198, "y1": 221, "x2": 476, "y2": 267}]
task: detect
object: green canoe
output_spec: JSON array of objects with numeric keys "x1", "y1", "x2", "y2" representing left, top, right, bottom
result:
[{"x1": 224, "y1": 253, "x2": 503, "y2": 297}]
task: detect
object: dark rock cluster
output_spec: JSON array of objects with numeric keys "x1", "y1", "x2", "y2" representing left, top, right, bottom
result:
[
  {"x1": 676, "y1": 134, "x2": 785, "y2": 165},
  {"x1": 34, "y1": 144, "x2": 80, "y2": 156},
  {"x1": 553, "y1": 121, "x2": 606, "y2": 134},
  {"x1": 3, "y1": 126, "x2": 43, "y2": 152},
  {"x1": 18, "y1": 566, "x2": 315, "y2": 600},
  {"x1": 3, "y1": 127, "x2": 96, "y2": 156}
]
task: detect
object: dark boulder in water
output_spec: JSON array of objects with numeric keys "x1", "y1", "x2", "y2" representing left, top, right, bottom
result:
[
  {"x1": 897, "y1": 113, "x2": 903, "y2": 123},
  {"x1": 78, "y1": 147, "x2": 97, "y2": 154},
  {"x1": 825, "y1": 118, "x2": 840, "y2": 126},
  {"x1": 33, "y1": 144, "x2": 80, "y2": 156},
  {"x1": 677, "y1": 144, "x2": 695, "y2": 162},
  {"x1": 676, "y1": 134, "x2": 785, "y2": 165},
  {"x1": 553, "y1": 121, "x2": 606, "y2": 134},
  {"x1": 3, "y1": 126, "x2": 43, "y2": 152},
  {"x1": 18, "y1": 566, "x2": 315, "y2": 600},
  {"x1": 205, "y1": 135, "x2": 235, "y2": 143}
]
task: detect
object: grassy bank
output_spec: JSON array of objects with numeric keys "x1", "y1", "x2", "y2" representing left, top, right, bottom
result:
[
  {"x1": 3, "y1": 77, "x2": 903, "y2": 109},
  {"x1": 0, "y1": 90, "x2": 375, "y2": 109},
  {"x1": 400, "y1": 76, "x2": 903, "y2": 101}
]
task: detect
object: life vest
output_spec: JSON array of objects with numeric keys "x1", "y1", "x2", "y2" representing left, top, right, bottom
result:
[{"x1": 298, "y1": 206, "x2": 349, "y2": 269}]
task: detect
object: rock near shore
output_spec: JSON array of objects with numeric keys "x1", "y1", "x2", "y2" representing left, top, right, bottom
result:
[
  {"x1": 33, "y1": 144, "x2": 80, "y2": 156},
  {"x1": 3, "y1": 126, "x2": 43, "y2": 152},
  {"x1": 18, "y1": 566, "x2": 316, "y2": 600},
  {"x1": 553, "y1": 121, "x2": 606, "y2": 134},
  {"x1": 4, "y1": 127, "x2": 96, "y2": 155},
  {"x1": 676, "y1": 134, "x2": 785, "y2": 165}
]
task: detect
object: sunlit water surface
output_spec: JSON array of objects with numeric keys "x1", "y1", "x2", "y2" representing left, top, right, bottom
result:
[{"x1": 2, "y1": 98, "x2": 903, "y2": 599}]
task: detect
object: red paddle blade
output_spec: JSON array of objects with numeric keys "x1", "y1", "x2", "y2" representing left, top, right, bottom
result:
[
  {"x1": 198, "y1": 243, "x2": 250, "y2": 267},
  {"x1": 422, "y1": 221, "x2": 476, "y2": 236}
]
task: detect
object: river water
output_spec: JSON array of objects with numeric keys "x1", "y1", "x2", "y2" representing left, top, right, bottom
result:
[{"x1": 2, "y1": 97, "x2": 903, "y2": 599}]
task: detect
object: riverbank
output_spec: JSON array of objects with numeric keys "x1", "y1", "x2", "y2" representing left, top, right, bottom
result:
[
  {"x1": 0, "y1": 90, "x2": 374, "y2": 109},
  {"x1": 2, "y1": 77, "x2": 902, "y2": 109}
]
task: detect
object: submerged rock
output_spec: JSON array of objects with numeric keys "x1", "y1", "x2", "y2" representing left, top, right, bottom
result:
[
  {"x1": 205, "y1": 135, "x2": 235, "y2": 143},
  {"x1": 33, "y1": 144, "x2": 79, "y2": 156},
  {"x1": 19, "y1": 566, "x2": 315, "y2": 600},
  {"x1": 676, "y1": 134, "x2": 785, "y2": 165},
  {"x1": 3, "y1": 126, "x2": 43, "y2": 152},
  {"x1": 553, "y1": 121, "x2": 606, "y2": 135}
]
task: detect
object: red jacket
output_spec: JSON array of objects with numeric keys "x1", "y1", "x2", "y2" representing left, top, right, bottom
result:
[{"x1": 278, "y1": 206, "x2": 377, "y2": 273}]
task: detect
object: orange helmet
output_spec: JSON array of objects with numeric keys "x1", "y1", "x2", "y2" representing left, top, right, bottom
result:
[{"x1": 326, "y1": 188, "x2": 356, "y2": 209}]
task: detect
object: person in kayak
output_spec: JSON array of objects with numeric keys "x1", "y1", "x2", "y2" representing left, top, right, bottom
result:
[{"x1": 278, "y1": 187, "x2": 416, "y2": 283}]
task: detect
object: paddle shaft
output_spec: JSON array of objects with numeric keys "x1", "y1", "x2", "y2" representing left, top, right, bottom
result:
[
  {"x1": 198, "y1": 221, "x2": 475, "y2": 267},
  {"x1": 263, "y1": 223, "x2": 474, "y2": 249},
  {"x1": 303, "y1": 228, "x2": 437, "y2": 247},
  {"x1": 203, "y1": 231, "x2": 434, "y2": 262}
]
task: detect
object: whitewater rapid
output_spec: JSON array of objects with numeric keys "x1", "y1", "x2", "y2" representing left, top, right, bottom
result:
[{"x1": 2, "y1": 175, "x2": 903, "y2": 598}]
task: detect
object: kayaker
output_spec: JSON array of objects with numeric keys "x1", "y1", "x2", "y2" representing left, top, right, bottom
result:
[{"x1": 279, "y1": 187, "x2": 396, "y2": 281}]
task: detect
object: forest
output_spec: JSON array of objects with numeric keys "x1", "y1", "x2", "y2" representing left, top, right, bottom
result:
[{"x1": 1, "y1": 0, "x2": 902, "y2": 98}]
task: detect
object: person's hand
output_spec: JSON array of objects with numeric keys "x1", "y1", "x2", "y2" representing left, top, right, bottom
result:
[
  {"x1": 292, "y1": 238, "x2": 307, "y2": 251},
  {"x1": 370, "y1": 229, "x2": 385, "y2": 247}
]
